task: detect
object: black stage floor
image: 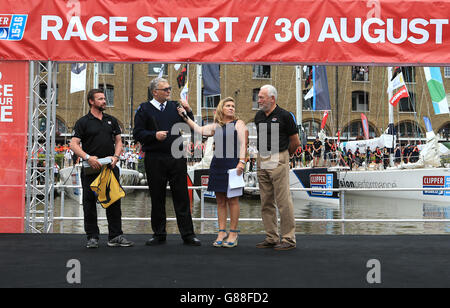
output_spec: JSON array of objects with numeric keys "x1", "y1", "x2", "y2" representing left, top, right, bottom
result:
[{"x1": 0, "y1": 234, "x2": 449, "y2": 288}]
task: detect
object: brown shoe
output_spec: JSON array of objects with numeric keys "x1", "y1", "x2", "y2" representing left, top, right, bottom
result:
[
  {"x1": 273, "y1": 242, "x2": 296, "y2": 251},
  {"x1": 256, "y1": 240, "x2": 278, "y2": 248}
]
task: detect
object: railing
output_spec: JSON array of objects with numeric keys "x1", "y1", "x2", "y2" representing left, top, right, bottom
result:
[{"x1": 52, "y1": 185, "x2": 450, "y2": 227}]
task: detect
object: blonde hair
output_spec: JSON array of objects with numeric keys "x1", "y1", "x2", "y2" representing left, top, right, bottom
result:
[{"x1": 214, "y1": 97, "x2": 238, "y2": 126}]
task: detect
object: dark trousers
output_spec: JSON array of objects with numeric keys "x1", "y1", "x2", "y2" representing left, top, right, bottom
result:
[
  {"x1": 81, "y1": 166, "x2": 123, "y2": 241},
  {"x1": 144, "y1": 154, "x2": 195, "y2": 240}
]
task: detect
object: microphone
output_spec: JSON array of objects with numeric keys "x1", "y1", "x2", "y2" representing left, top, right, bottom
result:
[{"x1": 176, "y1": 101, "x2": 188, "y2": 119}]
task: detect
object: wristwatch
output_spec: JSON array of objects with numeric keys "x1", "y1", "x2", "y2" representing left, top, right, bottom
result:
[
  {"x1": 114, "y1": 154, "x2": 120, "y2": 159},
  {"x1": 85, "y1": 154, "x2": 90, "y2": 160}
]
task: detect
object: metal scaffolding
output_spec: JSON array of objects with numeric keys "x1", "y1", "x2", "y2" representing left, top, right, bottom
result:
[{"x1": 25, "y1": 61, "x2": 57, "y2": 233}]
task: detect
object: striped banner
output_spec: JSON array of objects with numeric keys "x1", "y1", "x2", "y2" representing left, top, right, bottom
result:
[{"x1": 424, "y1": 67, "x2": 449, "y2": 115}]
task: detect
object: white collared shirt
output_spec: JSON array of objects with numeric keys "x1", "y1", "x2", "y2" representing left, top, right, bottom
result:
[{"x1": 150, "y1": 99, "x2": 166, "y2": 111}]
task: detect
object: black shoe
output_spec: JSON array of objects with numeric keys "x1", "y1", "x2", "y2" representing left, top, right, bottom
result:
[
  {"x1": 145, "y1": 237, "x2": 166, "y2": 246},
  {"x1": 86, "y1": 238, "x2": 99, "y2": 249},
  {"x1": 107, "y1": 235, "x2": 134, "y2": 247},
  {"x1": 273, "y1": 242, "x2": 296, "y2": 251},
  {"x1": 183, "y1": 237, "x2": 201, "y2": 246},
  {"x1": 256, "y1": 240, "x2": 278, "y2": 249}
]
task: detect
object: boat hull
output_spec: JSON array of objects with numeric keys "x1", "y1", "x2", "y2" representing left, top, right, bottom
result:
[
  {"x1": 337, "y1": 167, "x2": 450, "y2": 203},
  {"x1": 243, "y1": 168, "x2": 340, "y2": 205}
]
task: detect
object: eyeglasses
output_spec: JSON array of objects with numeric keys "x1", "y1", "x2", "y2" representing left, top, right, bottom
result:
[{"x1": 155, "y1": 87, "x2": 172, "y2": 92}]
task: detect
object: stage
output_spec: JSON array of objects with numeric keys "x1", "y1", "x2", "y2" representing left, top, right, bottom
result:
[{"x1": 0, "y1": 234, "x2": 449, "y2": 288}]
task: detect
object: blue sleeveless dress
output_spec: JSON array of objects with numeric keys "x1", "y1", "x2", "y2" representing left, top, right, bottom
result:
[{"x1": 207, "y1": 121, "x2": 241, "y2": 193}]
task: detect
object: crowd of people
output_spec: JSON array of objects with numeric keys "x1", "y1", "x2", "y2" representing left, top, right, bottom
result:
[
  {"x1": 52, "y1": 143, "x2": 144, "y2": 171},
  {"x1": 288, "y1": 139, "x2": 421, "y2": 170}
]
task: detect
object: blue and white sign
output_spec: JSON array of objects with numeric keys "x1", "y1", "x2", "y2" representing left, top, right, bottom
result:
[
  {"x1": 310, "y1": 174, "x2": 333, "y2": 197},
  {"x1": 0, "y1": 14, "x2": 28, "y2": 41}
]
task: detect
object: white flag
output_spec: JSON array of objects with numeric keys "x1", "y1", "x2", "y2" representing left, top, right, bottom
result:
[
  {"x1": 387, "y1": 71, "x2": 406, "y2": 92},
  {"x1": 70, "y1": 63, "x2": 86, "y2": 93},
  {"x1": 157, "y1": 64, "x2": 165, "y2": 78},
  {"x1": 304, "y1": 87, "x2": 314, "y2": 100},
  {"x1": 180, "y1": 81, "x2": 189, "y2": 101},
  {"x1": 174, "y1": 64, "x2": 181, "y2": 71}
]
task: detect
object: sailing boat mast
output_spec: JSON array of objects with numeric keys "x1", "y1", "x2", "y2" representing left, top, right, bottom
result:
[
  {"x1": 295, "y1": 65, "x2": 302, "y2": 126},
  {"x1": 93, "y1": 63, "x2": 99, "y2": 88},
  {"x1": 387, "y1": 67, "x2": 395, "y2": 166},
  {"x1": 387, "y1": 67, "x2": 394, "y2": 132},
  {"x1": 196, "y1": 64, "x2": 202, "y2": 124}
]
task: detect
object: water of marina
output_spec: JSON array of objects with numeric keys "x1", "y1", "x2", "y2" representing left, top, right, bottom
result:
[{"x1": 52, "y1": 190, "x2": 450, "y2": 236}]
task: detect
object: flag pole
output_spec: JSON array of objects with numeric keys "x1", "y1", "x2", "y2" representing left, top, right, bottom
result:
[
  {"x1": 295, "y1": 65, "x2": 302, "y2": 126},
  {"x1": 196, "y1": 64, "x2": 202, "y2": 124},
  {"x1": 388, "y1": 67, "x2": 394, "y2": 130},
  {"x1": 93, "y1": 63, "x2": 99, "y2": 88},
  {"x1": 387, "y1": 67, "x2": 395, "y2": 166}
]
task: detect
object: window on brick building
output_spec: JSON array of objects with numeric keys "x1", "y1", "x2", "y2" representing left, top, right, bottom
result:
[
  {"x1": 303, "y1": 89, "x2": 313, "y2": 110},
  {"x1": 351, "y1": 66, "x2": 369, "y2": 81},
  {"x1": 396, "y1": 121, "x2": 424, "y2": 138},
  {"x1": 402, "y1": 67, "x2": 415, "y2": 83},
  {"x1": 444, "y1": 67, "x2": 450, "y2": 78},
  {"x1": 302, "y1": 120, "x2": 320, "y2": 138},
  {"x1": 398, "y1": 92, "x2": 416, "y2": 113},
  {"x1": 342, "y1": 122, "x2": 376, "y2": 139},
  {"x1": 148, "y1": 64, "x2": 168, "y2": 76},
  {"x1": 252, "y1": 88, "x2": 260, "y2": 110},
  {"x1": 39, "y1": 83, "x2": 58, "y2": 105},
  {"x1": 203, "y1": 94, "x2": 220, "y2": 109},
  {"x1": 99, "y1": 63, "x2": 114, "y2": 74},
  {"x1": 99, "y1": 84, "x2": 114, "y2": 107},
  {"x1": 252, "y1": 65, "x2": 271, "y2": 79},
  {"x1": 438, "y1": 123, "x2": 450, "y2": 140},
  {"x1": 352, "y1": 91, "x2": 369, "y2": 112}
]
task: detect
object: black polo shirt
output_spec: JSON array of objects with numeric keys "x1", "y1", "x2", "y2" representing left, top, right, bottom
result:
[
  {"x1": 72, "y1": 112, "x2": 121, "y2": 158},
  {"x1": 254, "y1": 105, "x2": 298, "y2": 156}
]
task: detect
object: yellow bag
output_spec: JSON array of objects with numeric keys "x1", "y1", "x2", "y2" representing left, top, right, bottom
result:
[{"x1": 90, "y1": 165, "x2": 125, "y2": 208}]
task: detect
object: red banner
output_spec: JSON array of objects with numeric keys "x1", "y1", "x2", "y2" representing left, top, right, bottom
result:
[
  {"x1": 0, "y1": 61, "x2": 28, "y2": 233},
  {"x1": 0, "y1": 0, "x2": 449, "y2": 64},
  {"x1": 320, "y1": 111, "x2": 329, "y2": 130}
]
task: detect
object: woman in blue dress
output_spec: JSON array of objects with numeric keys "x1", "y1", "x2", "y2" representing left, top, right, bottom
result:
[{"x1": 178, "y1": 97, "x2": 248, "y2": 248}]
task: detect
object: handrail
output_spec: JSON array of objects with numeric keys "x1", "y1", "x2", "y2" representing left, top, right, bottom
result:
[
  {"x1": 51, "y1": 184, "x2": 450, "y2": 230},
  {"x1": 52, "y1": 217, "x2": 450, "y2": 222},
  {"x1": 37, "y1": 184, "x2": 450, "y2": 192}
]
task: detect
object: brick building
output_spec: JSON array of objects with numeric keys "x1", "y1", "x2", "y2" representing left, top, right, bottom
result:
[{"x1": 50, "y1": 63, "x2": 450, "y2": 145}]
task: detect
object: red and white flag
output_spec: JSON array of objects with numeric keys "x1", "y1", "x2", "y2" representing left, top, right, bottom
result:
[
  {"x1": 388, "y1": 67, "x2": 409, "y2": 107},
  {"x1": 389, "y1": 85, "x2": 409, "y2": 107},
  {"x1": 320, "y1": 111, "x2": 329, "y2": 129}
]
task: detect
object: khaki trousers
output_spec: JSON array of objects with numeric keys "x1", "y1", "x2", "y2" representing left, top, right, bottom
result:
[{"x1": 257, "y1": 150, "x2": 296, "y2": 245}]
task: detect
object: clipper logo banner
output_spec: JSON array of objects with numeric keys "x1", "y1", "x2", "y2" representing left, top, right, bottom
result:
[
  {"x1": 0, "y1": 14, "x2": 27, "y2": 41},
  {"x1": 423, "y1": 176, "x2": 450, "y2": 196},
  {"x1": 310, "y1": 174, "x2": 333, "y2": 197}
]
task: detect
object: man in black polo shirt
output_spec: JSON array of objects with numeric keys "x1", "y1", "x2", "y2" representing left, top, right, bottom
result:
[
  {"x1": 71, "y1": 89, "x2": 133, "y2": 249},
  {"x1": 254, "y1": 85, "x2": 300, "y2": 251}
]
